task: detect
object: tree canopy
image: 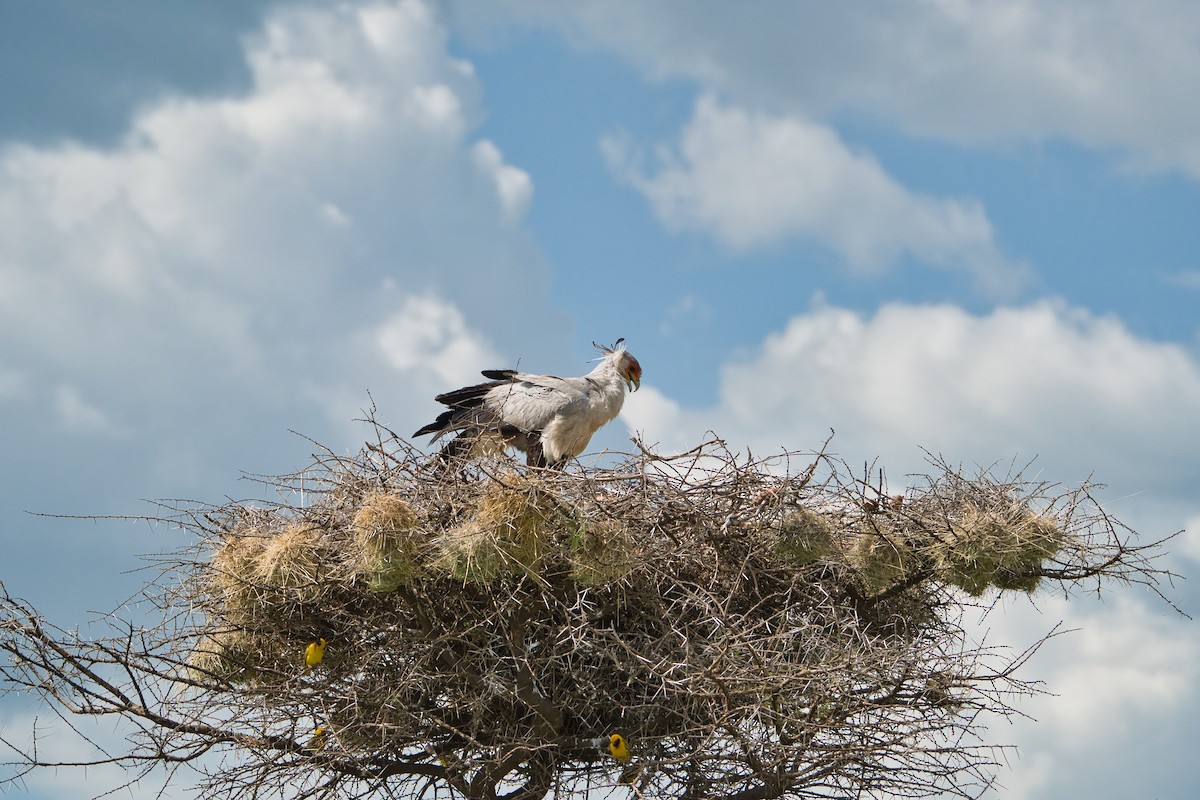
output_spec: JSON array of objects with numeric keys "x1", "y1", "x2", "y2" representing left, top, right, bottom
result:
[{"x1": 0, "y1": 423, "x2": 1180, "y2": 799}]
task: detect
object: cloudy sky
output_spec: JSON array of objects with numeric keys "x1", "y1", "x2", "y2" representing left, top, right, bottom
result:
[{"x1": 1, "y1": 1, "x2": 1198, "y2": 797}]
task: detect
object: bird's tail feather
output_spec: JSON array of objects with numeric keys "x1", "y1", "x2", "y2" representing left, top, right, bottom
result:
[
  {"x1": 424, "y1": 428, "x2": 518, "y2": 477},
  {"x1": 421, "y1": 433, "x2": 478, "y2": 479}
]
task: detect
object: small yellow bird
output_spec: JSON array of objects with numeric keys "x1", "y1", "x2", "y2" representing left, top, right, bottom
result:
[
  {"x1": 306, "y1": 726, "x2": 328, "y2": 751},
  {"x1": 425, "y1": 744, "x2": 456, "y2": 770},
  {"x1": 607, "y1": 733, "x2": 631, "y2": 764},
  {"x1": 305, "y1": 638, "x2": 326, "y2": 669}
]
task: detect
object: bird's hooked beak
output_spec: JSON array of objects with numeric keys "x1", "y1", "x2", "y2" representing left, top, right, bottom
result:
[{"x1": 623, "y1": 354, "x2": 642, "y2": 392}]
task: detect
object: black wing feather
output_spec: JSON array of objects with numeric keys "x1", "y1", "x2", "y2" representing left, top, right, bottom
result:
[
  {"x1": 413, "y1": 373, "x2": 512, "y2": 438},
  {"x1": 412, "y1": 408, "x2": 462, "y2": 438},
  {"x1": 414, "y1": 368, "x2": 547, "y2": 448},
  {"x1": 433, "y1": 379, "x2": 504, "y2": 408}
]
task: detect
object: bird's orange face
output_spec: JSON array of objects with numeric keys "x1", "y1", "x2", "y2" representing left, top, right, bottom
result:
[{"x1": 621, "y1": 353, "x2": 642, "y2": 392}]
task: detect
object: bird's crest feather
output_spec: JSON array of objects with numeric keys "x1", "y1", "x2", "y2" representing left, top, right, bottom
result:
[{"x1": 592, "y1": 338, "x2": 626, "y2": 360}]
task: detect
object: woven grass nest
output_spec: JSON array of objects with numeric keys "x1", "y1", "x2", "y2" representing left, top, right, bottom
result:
[{"x1": 183, "y1": 431, "x2": 1092, "y2": 798}]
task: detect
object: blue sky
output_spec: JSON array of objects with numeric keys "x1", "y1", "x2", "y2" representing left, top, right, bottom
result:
[{"x1": 1, "y1": 2, "x2": 1198, "y2": 798}]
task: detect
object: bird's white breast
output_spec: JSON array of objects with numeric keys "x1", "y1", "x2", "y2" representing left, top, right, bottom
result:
[{"x1": 541, "y1": 376, "x2": 625, "y2": 463}]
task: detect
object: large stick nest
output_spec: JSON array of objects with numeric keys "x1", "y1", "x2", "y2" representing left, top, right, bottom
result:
[{"x1": 0, "y1": 422, "x2": 1178, "y2": 800}]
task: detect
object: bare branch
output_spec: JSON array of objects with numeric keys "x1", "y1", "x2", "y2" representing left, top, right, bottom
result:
[{"x1": 1, "y1": 420, "x2": 1180, "y2": 799}]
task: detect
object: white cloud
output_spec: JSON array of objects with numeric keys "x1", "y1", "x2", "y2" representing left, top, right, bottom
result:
[
  {"x1": 472, "y1": 140, "x2": 534, "y2": 223},
  {"x1": 0, "y1": 5, "x2": 568, "y2": 775},
  {"x1": 377, "y1": 293, "x2": 502, "y2": 386},
  {"x1": 980, "y1": 595, "x2": 1200, "y2": 799},
  {"x1": 0, "y1": 0, "x2": 560, "y2": 474},
  {"x1": 53, "y1": 384, "x2": 130, "y2": 438},
  {"x1": 604, "y1": 97, "x2": 1023, "y2": 291},
  {"x1": 978, "y1": 597, "x2": 1200, "y2": 753},
  {"x1": 320, "y1": 201, "x2": 352, "y2": 228},
  {"x1": 1048, "y1": 603, "x2": 1199, "y2": 744},
  {"x1": 458, "y1": 0, "x2": 1200, "y2": 179},
  {"x1": 621, "y1": 385, "x2": 682, "y2": 444},
  {"x1": 623, "y1": 300, "x2": 1200, "y2": 497}
]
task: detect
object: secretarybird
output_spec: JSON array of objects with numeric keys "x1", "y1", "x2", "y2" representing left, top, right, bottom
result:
[{"x1": 413, "y1": 339, "x2": 642, "y2": 469}]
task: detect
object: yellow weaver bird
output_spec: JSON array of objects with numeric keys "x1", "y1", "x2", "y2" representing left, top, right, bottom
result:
[
  {"x1": 424, "y1": 744, "x2": 456, "y2": 770},
  {"x1": 607, "y1": 733, "x2": 631, "y2": 764},
  {"x1": 306, "y1": 726, "x2": 328, "y2": 751},
  {"x1": 618, "y1": 765, "x2": 642, "y2": 785},
  {"x1": 305, "y1": 638, "x2": 326, "y2": 669}
]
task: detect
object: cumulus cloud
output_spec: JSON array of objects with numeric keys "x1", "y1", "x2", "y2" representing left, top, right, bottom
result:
[
  {"x1": 0, "y1": 8, "x2": 567, "y2": 779},
  {"x1": 604, "y1": 97, "x2": 1023, "y2": 290},
  {"x1": 456, "y1": 0, "x2": 1200, "y2": 179},
  {"x1": 0, "y1": 0, "x2": 562, "y2": 487},
  {"x1": 623, "y1": 300, "x2": 1200, "y2": 497},
  {"x1": 971, "y1": 594, "x2": 1200, "y2": 799},
  {"x1": 471, "y1": 140, "x2": 534, "y2": 223},
  {"x1": 1044, "y1": 601, "x2": 1199, "y2": 744},
  {"x1": 376, "y1": 293, "x2": 502, "y2": 386}
]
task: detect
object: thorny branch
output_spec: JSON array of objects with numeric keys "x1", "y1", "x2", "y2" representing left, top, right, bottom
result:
[{"x1": 0, "y1": 420, "x2": 1182, "y2": 800}]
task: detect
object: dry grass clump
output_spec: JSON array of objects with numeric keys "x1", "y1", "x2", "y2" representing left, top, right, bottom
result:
[
  {"x1": 207, "y1": 529, "x2": 271, "y2": 618},
  {"x1": 930, "y1": 503, "x2": 1063, "y2": 594},
  {"x1": 189, "y1": 625, "x2": 319, "y2": 687},
  {"x1": 435, "y1": 475, "x2": 563, "y2": 583},
  {"x1": 349, "y1": 492, "x2": 422, "y2": 592},
  {"x1": 927, "y1": 505, "x2": 1007, "y2": 596},
  {"x1": 847, "y1": 519, "x2": 922, "y2": 593},
  {"x1": 253, "y1": 522, "x2": 336, "y2": 601},
  {"x1": 566, "y1": 516, "x2": 640, "y2": 586},
  {"x1": 773, "y1": 507, "x2": 838, "y2": 566},
  {"x1": 885, "y1": 492, "x2": 1066, "y2": 597},
  {"x1": 829, "y1": 472, "x2": 1068, "y2": 598},
  {"x1": 188, "y1": 627, "x2": 262, "y2": 684}
]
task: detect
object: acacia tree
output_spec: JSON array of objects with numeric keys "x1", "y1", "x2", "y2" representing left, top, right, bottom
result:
[{"x1": 0, "y1": 423, "x2": 1180, "y2": 799}]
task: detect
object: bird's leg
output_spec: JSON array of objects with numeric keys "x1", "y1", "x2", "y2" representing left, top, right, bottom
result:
[
  {"x1": 525, "y1": 433, "x2": 548, "y2": 468},
  {"x1": 427, "y1": 434, "x2": 474, "y2": 479}
]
